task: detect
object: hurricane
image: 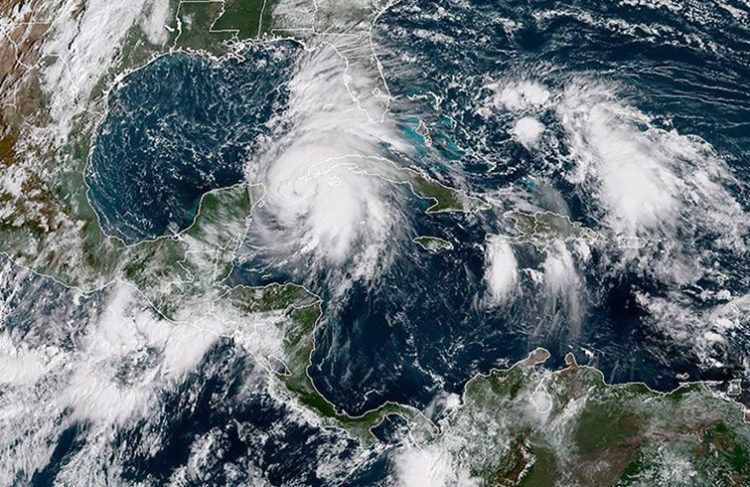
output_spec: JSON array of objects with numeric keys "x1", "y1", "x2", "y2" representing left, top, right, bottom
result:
[{"x1": 2, "y1": 0, "x2": 750, "y2": 484}]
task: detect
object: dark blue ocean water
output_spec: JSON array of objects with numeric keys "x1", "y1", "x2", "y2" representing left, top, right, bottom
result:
[
  {"x1": 58, "y1": 0, "x2": 750, "y2": 483},
  {"x1": 300, "y1": 0, "x2": 750, "y2": 414},
  {"x1": 86, "y1": 43, "x2": 297, "y2": 243},
  {"x1": 0, "y1": 255, "x2": 387, "y2": 485}
]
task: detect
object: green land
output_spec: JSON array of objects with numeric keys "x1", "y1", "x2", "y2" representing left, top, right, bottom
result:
[
  {"x1": 172, "y1": 0, "x2": 276, "y2": 53},
  {"x1": 414, "y1": 235, "x2": 454, "y2": 252},
  {"x1": 226, "y1": 282, "x2": 423, "y2": 444},
  {"x1": 507, "y1": 210, "x2": 595, "y2": 247},
  {"x1": 417, "y1": 351, "x2": 750, "y2": 486},
  {"x1": 1, "y1": 1, "x2": 749, "y2": 477},
  {"x1": 408, "y1": 170, "x2": 483, "y2": 213}
]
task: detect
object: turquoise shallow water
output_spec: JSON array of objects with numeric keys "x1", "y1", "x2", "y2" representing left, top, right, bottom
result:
[
  {"x1": 53, "y1": 0, "x2": 750, "y2": 482},
  {"x1": 292, "y1": 0, "x2": 750, "y2": 416}
]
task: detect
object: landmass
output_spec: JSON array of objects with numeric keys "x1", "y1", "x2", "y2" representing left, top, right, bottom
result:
[
  {"x1": 227, "y1": 283, "x2": 426, "y2": 444},
  {"x1": 0, "y1": 0, "x2": 474, "y2": 289},
  {"x1": 0, "y1": 1, "x2": 479, "y2": 447},
  {"x1": 2, "y1": 2, "x2": 750, "y2": 482},
  {"x1": 171, "y1": 0, "x2": 396, "y2": 120},
  {"x1": 407, "y1": 169, "x2": 483, "y2": 213},
  {"x1": 406, "y1": 350, "x2": 750, "y2": 485},
  {"x1": 414, "y1": 235, "x2": 454, "y2": 252},
  {"x1": 506, "y1": 210, "x2": 595, "y2": 248}
]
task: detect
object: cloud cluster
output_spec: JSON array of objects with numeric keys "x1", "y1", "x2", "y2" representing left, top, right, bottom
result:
[{"x1": 247, "y1": 45, "x2": 410, "y2": 286}]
